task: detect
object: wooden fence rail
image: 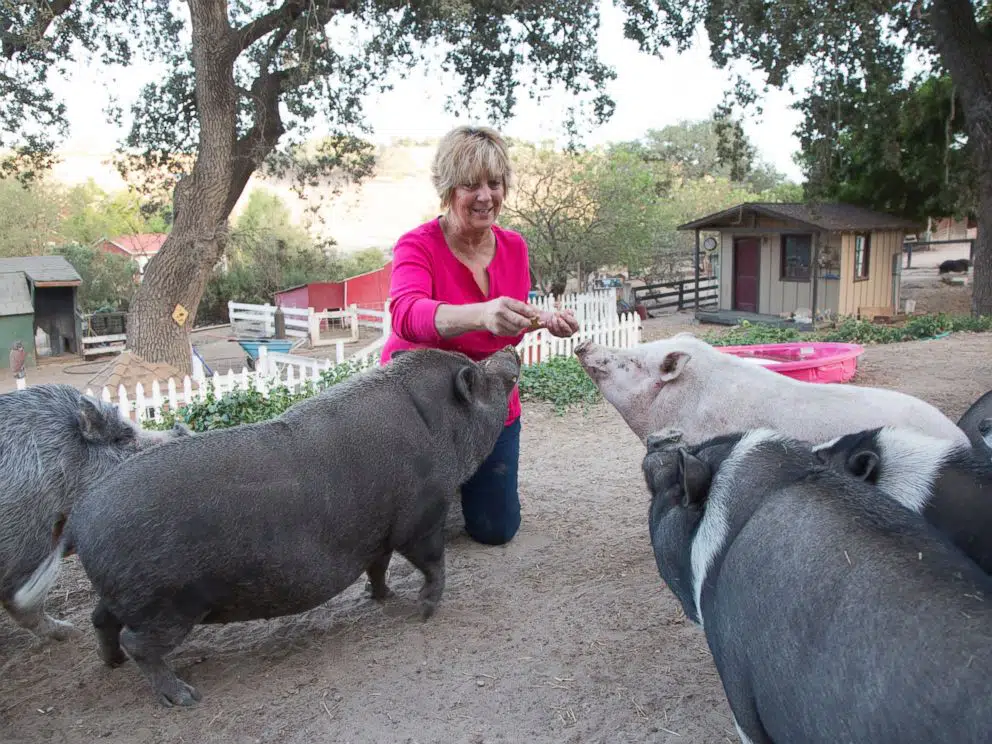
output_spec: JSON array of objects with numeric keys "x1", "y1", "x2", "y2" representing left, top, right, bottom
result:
[{"x1": 633, "y1": 278, "x2": 718, "y2": 313}]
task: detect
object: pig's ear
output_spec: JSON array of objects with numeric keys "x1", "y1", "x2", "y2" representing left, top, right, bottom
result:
[
  {"x1": 676, "y1": 448, "x2": 711, "y2": 507},
  {"x1": 979, "y1": 418, "x2": 992, "y2": 449},
  {"x1": 845, "y1": 449, "x2": 880, "y2": 483},
  {"x1": 77, "y1": 396, "x2": 110, "y2": 443},
  {"x1": 660, "y1": 351, "x2": 690, "y2": 382},
  {"x1": 454, "y1": 364, "x2": 482, "y2": 404}
]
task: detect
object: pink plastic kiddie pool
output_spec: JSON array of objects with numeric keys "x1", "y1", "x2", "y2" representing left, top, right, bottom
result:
[{"x1": 717, "y1": 342, "x2": 865, "y2": 384}]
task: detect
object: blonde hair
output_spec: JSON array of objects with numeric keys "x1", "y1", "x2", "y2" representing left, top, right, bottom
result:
[{"x1": 431, "y1": 125, "x2": 513, "y2": 208}]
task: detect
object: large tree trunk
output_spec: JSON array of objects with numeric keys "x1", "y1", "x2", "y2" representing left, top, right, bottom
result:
[
  {"x1": 928, "y1": 0, "x2": 992, "y2": 315},
  {"x1": 126, "y1": 0, "x2": 237, "y2": 374},
  {"x1": 126, "y1": 0, "x2": 287, "y2": 374}
]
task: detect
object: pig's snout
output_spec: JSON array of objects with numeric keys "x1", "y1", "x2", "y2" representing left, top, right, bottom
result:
[{"x1": 574, "y1": 340, "x2": 596, "y2": 359}]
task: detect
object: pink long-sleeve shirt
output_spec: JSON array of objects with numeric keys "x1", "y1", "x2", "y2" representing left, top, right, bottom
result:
[{"x1": 380, "y1": 217, "x2": 531, "y2": 426}]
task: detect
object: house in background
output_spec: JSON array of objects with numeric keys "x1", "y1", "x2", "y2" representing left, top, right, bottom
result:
[
  {"x1": 96, "y1": 233, "x2": 168, "y2": 278},
  {"x1": 0, "y1": 256, "x2": 83, "y2": 368},
  {"x1": 678, "y1": 202, "x2": 919, "y2": 328}
]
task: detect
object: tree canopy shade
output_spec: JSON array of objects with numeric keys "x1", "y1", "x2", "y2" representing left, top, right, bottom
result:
[
  {"x1": 4, "y1": 0, "x2": 695, "y2": 371},
  {"x1": 701, "y1": 0, "x2": 992, "y2": 314},
  {"x1": 3, "y1": 1, "x2": 990, "y2": 373}
]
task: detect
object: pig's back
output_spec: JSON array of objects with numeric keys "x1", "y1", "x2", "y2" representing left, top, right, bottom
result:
[
  {"x1": 698, "y1": 358, "x2": 965, "y2": 444},
  {"x1": 708, "y1": 483, "x2": 992, "y2": 742}
]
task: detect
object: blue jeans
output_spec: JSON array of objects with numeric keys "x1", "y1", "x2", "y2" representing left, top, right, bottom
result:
[{"x1": 460, "y1": 419, "x2": 521, "y2": 545}]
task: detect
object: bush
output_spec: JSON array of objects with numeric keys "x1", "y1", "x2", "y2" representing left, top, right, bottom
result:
[
  {"x1": 146, "y1": 356, "x2": 377, "y2": 432},
  {"x1": 146, "y1": 352, "x2": 602, "y2": 431},
  {"x1": 518, "y1": 355, "x2": 601, "y2": 413},
  {"x1": 702, "y1": 313, "x2": 992, "y2": 347}
]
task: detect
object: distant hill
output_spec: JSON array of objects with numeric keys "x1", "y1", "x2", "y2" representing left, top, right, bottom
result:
[{"x1": 47, "y1": 141, "x2": 446, "y2": 255}]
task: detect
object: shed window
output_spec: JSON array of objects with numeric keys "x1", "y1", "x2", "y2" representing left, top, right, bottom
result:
[
  {"x1": 781, "y1": 234, "x2": 812, "y2": 282},
  {"x1": 854, "y1": 234, "x2": 871, "y2": 281}
]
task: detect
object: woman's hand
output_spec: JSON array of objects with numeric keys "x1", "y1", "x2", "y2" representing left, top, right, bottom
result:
[
  {"x1": 540, "y1": 309, "x2": 580, "y2": 338},
  {"x1": 479, "y1": 296, "x2": 542, "y2": 336}
]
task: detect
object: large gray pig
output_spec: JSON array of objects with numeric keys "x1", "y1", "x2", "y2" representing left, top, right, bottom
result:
[
  {"x1": 0, "y1": 384, "x2": 188, "y2": 642},
  {"x1": 575, "y1": 333, "x2": 968, "y2": 447},
  {"x1": 642, "y1": 428, "x2": 992, "y2": 744},
  {"x1": 62, "y1": 347, "x2": 521, "y2": 707},
  {"x1": 813, "y1": 426, "x2": 992, "y2": 574}
]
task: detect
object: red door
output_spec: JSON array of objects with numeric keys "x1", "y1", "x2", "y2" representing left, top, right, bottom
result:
[{"x1": 733, "y1": 238, "x2": 760, "y2": 312}]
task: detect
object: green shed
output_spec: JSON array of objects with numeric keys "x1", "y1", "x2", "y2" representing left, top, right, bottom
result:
[{"x1": 0, "y1": 256, "x2": 83, "y2": 369}]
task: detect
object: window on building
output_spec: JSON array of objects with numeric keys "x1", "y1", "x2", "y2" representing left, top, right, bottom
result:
[
  {"x1": 854, "y1": 233, "x2": 871, "y2": 281},
  {"x1": 781, "y1": 234, "x2": 812, "y2": 282}
]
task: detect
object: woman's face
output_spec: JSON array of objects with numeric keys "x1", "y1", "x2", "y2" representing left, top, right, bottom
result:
[{"x1": 448, "y1": 174, "x2": 504, "y2": 232}]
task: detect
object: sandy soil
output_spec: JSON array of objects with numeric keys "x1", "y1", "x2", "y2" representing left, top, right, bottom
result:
[{"x1": 3, "y1": 332, "x2": 992, "y2": 744}]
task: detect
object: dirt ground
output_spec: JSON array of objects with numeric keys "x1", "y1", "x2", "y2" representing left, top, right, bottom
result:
[{"x1": 2, "y1": 330, "x2": 992, "y2": 744}]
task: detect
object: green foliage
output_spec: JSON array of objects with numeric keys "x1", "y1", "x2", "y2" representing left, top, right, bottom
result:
[
  {"x1": 518, "y1": 355, "x2": 602, "y2": 413},
  {"x1": 197, "y1": 189, "x2": 388, "y2": 325},
  {"x1": 500, "y1": 142, "x2": 654, "y2": 292},
  {"x1": 144, "y1": 350, "x2": 600, "y2": 431},
  {"x1": 797, "y1": 71, "x2": 976, "y2": 224},
  {"x1": 0, "y1": 177, "x2": 63, "y2": 257},
  {"x1": 147, "y1": 356, "x2": 378, "y2": 432},
  {"x1": 59, "y1": 179, "x2": 170, "y2": 245},
  {"x1": 53, "y1": 243, "x2": 139, "y2": 312},
  {"x1": 703, "y1": 314, "x2": 992, "y2": 347}
]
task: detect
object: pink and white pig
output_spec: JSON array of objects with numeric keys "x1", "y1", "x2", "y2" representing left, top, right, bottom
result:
[{"x1": 574, "y1": 332, "x2": 968, "y2": 448}]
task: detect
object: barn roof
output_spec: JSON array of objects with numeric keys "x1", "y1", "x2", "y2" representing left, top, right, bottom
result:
[
  {"x1": 678, "y1": 202, "x2": 921, "y2": 232},
  {"x1": 0, "y1": 256, "x2": 82, "y2": 286},
  {"x1": 0, "y1": 272, "x2": 33, "y2": 317}
]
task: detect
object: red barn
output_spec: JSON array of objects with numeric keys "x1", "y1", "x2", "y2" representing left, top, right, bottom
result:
[{"x1": 273, "y1": 262, "x2": 392, "y2": 314}]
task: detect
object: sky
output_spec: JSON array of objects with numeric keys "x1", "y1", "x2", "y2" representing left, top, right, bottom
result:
[{"x1": 50, "y1": 1, "x2": 808, "y2": 182}]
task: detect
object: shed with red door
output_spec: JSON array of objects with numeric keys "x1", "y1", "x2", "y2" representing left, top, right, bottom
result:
[{"x1": 678, "y1": 202, "x2": 919, "y2": 329}]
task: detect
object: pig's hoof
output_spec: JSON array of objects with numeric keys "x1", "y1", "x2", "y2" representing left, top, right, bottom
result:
[
  {"x1": 419, "y1": 600, "x2": 437, "y2": 621},
  {"x1": 157, "y1": 678, "x2": 202, "y2": 708},
  {"x1": 43, "y1": 618, "x2": 81, "y2": 642},
  {"x1": 369, "y1": 586, "x2": 396, "y2": 601},
  {"x1": 100, "y1": 648, "x2": 129, "y2": 668}
]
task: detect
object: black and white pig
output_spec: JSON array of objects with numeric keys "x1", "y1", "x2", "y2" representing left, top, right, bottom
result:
[
  {"x1": 0, "y1": 384, "x2": 188, "y2": 641},
  {"x1": 813, "y1": 426, "x2": 992, "y2": 574},
  {"x1": 643, "y1": 427, "x2": 992, "y2": 744},
  {"x1": 61, "y1": 346, "x2": 521, "y2": 707}
]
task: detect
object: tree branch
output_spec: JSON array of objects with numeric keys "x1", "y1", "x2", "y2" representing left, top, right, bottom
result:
[
  {"x1": 236, "y1": 1, "x2": 306, "y2": 53},
  {"x1": 1, "y1": 0, "x2": 74, "y2": 59},
  {"x1": 224, "y1": 72, "x2": 285, "y2": 215}
]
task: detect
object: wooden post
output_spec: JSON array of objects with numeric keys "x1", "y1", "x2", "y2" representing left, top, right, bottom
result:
[
  {"x1": 693, "y1": 229, "x2": 701, "y2": 311},
  {"x1": 810, "y1": 232, "x2": 820, "y2": 330},
  {"x1": 348, "y1": 303, "x2": 359, "y2": 342}
]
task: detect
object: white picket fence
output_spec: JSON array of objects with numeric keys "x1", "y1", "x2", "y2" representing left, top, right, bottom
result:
[
  {"x1": 83, "y1": 291, "x2": 639, "y2": 425},
  {"x1": 516, "y1": 311, "x2": 640, "y2": 366},
  {"x1": 228, "y1": 302, "x2": 311, "y2": 340},
  {"x1": 232, "y1": 300, "x2": 391, "y2": 349},
  {"x1": 530, "y1": 288, "x2": 618, "y2": 326}
]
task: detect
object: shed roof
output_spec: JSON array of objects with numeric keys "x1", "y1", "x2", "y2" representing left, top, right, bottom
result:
[
  {"x1": 0, "y1": 256, "x2": 82, "y2": 286},
  {"x1": 0, "y1": 272, "x2": 33, "y2": 317},
  {"x1": 100, "y1": 232, "x2": 168, "y2": 257},
  {"x1": 678, "y1": 202, "x2": 921, "y2": 232}
]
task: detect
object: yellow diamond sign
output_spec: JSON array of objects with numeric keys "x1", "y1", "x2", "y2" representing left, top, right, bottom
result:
[{"x1": 172, "y1": 304, "x2": 189, "y2": 327}]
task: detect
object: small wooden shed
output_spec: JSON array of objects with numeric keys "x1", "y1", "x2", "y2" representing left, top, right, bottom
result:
[
  {"x1": 678, "y1": 202, "x2": 919, "y2": 327},
  {"x1": 0, "y1": 256, "x2": 83, "y2": 368}
]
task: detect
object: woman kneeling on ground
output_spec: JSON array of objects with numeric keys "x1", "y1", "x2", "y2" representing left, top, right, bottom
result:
[{"x1": 381, "y1": 124, "x2": 579, "y2": 546}]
